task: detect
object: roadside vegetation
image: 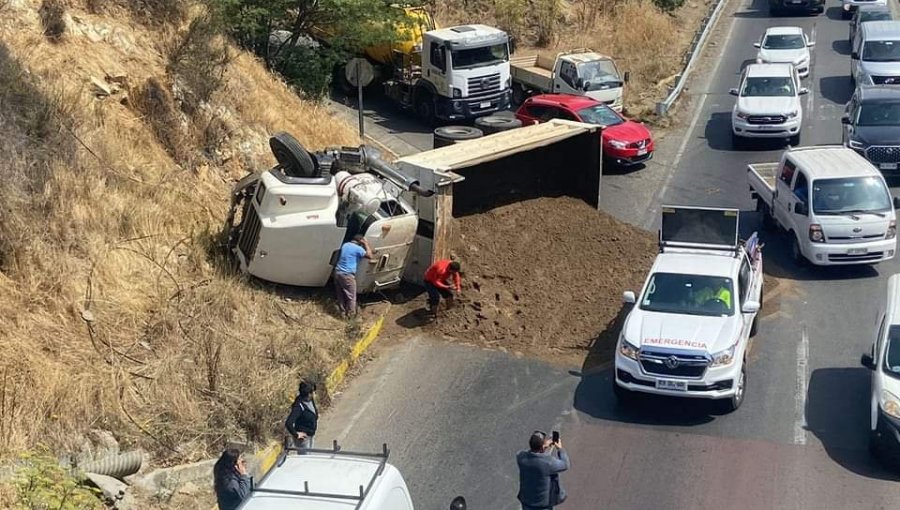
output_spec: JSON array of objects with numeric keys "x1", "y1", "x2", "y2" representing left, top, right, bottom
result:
[{"x1": 0, "y1": 0, "x2": 360, "y2": 480}]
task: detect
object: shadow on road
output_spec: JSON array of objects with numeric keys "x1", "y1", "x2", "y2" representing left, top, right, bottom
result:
[
  {"x1": 832, "y1": 39, "x2": 851, "y2": 56},
  {"x1": 819, "y1": 75, "x2": 853, "y2": 105},
  {"x1": 807, "y1": 367, "x2": 900, "y2": 481},
  {"x1": 704, "y1": 112, "x2": 793, "y2": 152},
  {"x1": 826, "y1": 6, "x2": 847, "y2": 21},
  {"x1": 331, "y1": 88, "x2": 434, "y2": 136}
]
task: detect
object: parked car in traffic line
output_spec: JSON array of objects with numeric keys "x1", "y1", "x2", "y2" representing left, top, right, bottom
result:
[
  {"x1": 748, "y1": 145, "x2": 899, "y2": 266},
  {"x1": 755, "y1": 27, "x2": 814, "y2": 78},
  {"x1": 614, "y1": 206, "x2": 763, "y2": 413},
  {"x1": 850, "y1": 5, "x2": 893, "y2": 46},
  {"x1": 851, "y1": 21, "x2": 900, "y2": 86},
  {"x1": 514, "y1": 94, "x2": 654, "y2": 167},
  {"x1": 844, "y1": 0, "x2": 888, "y2": 20},
  {"x1": 861, "y1": 273, "x2": 900, "y2": 468},
  {"x1": 769, "y1": 0, "x2": 824, "y2": 16},
  {"x1": 730, "y1": 63, "x2": 807, "y2": 146},
  {"x1": 842, "y1": 85, "x2": 900, "y2": 173}
]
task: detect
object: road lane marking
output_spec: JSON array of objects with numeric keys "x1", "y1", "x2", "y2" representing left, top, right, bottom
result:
[
  {"x1": 641, "y1": 0, "x2": 740, "y2": 229},
  {"x1": 805, "y1": 23, "x2": 816, "y2": 133},
  {"x1": 794, "y1": 324, "x2": 809, "y2": 445}
]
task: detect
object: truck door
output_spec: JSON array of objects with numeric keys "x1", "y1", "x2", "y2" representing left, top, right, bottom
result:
[
  {"x1": 426, "y1": 41, "x2": 448, "y2": 96},
  {"x1": 781, "y1": 167, "x2": 812, "y2": 240},
  {"x1": 773, "y1": 157, "x2": 796, "y2": 227},
  {"x1": 555, "y1": 59, "x2": 580, "y2": 95},
  {"x1": 737, "y1": 254, "x2": 758, "y2": 336}
]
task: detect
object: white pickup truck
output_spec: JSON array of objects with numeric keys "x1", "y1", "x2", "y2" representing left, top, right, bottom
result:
[
  {"x1": 748, "y1": 145, "x2": 899, "y2": 265},
  {"x1": 510, "y1": 49, "x2": 627, "y2": 111},
  {"x1": 614, "y1": 206, "x2": 763, "y2": 412}
]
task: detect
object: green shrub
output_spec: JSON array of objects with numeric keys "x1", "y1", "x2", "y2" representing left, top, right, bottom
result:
[
  {"x1": 13, "y1": 453, "x2": 103, "y2": 510},
  {"x1": 38, "y1": 0, "x2": 66, "y2": 41},
  {"x1": 652, "y1": 0, "x2": 685, "y2": 11},
  {"x1": 276, "y1": 45, "x2": 342, "y2": 100}
]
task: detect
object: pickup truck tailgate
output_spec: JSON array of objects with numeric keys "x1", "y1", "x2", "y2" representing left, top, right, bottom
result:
[{"x1": 747, "y1": 162, "x2": 779, "y2": 207}]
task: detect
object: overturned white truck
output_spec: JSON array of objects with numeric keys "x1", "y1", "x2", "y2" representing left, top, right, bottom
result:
[{"x1": 224, "y1": 120, "x2": 604, "y2": 293}]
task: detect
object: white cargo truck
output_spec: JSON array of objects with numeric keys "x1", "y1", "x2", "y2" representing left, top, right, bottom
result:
[
  {"x1": 510, "y1": 49, "x2": 628, "y2": 111},
  {"x1": 614, "y1": 206, "x2": 763, "y2": 412},
  {"x1": 748, "y1": 145, "x2": 900, "y2": 266}
]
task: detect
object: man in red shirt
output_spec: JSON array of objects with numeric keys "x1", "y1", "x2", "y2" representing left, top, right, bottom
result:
[{"x1": 424, "y1": 259, "x2": 462, "y2": 314}]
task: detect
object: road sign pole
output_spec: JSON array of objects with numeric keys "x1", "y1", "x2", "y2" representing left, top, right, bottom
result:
[{"x1": 356, "y1": 59, "x2": 364, "y2": 140}]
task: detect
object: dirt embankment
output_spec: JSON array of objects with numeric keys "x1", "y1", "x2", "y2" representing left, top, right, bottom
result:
[{"x1": 421, "y1": 197, "x2": 656, "y2": 364}]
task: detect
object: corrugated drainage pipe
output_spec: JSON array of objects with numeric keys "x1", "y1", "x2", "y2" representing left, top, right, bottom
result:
[{"x1": 80, "y1": 451, "x2": 144, "y2": 479}]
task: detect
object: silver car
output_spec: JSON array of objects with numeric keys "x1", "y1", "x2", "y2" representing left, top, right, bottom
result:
[{"x1": 850, "y1": 5, "x2": 893, "y2": 45}]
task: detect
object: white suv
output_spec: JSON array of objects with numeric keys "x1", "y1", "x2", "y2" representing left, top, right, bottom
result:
[
  {"x1": 754, "y1": 26, "x2": 814, "y2": 78},
  {"x1": 731, "y1": 63, "x2": 808, "y2": 147},
  {"x1": 862, "y1": 273, "x2": 900, "y2": 466}
]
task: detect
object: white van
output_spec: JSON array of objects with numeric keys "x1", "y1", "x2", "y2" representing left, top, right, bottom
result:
[
  {"x1": 237, "y1": 443, "x2": 414, "y2": 510},
  {"x1": 851, "y1": 21, "x2": 900, "y2": 86},
  {"x1": 862, "y1": 274, "x2": 900, "y2": 466}
]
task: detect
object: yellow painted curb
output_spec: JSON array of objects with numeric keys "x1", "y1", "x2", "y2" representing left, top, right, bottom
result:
[{"x1": 325, "y1": 315, "x2": 385, "y2": 397}]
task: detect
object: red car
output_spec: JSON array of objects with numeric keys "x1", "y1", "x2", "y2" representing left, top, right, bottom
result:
[{"x1": 514, "y1": 94, "x2": 654, "y2": 167}]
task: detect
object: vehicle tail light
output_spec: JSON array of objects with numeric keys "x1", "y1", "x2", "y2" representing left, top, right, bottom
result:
[
  {"x1": 888, "y1": 220, "x2": 896, "y2": 240},
  {"x1": 809, "y1": 224, "x2": 824, "y2": 243}
]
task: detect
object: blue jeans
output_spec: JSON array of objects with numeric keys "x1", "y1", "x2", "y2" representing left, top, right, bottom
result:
[{"x1": 426, "y1": 282, "x2": 452, "y2": 308}]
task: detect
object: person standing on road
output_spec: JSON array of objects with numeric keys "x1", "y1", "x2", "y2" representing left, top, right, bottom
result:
[
  {"x1": 333, "y1": 235, "x2": 373, "y2": 318},
  {"x1": 423, "y1": 259, "x2": 462, "y2": 314},
  {"x1": 516, "y1": 431, "x2": 570, "y2": 510},
  {"x1": 213, "y1": 448, "x2": 250, "y2": 510},
  {"x1": 285, "y1": 381, "x2": 318, "y2": 450}
]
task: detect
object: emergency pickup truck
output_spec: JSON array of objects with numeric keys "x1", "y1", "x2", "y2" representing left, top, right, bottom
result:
[
  {"x1": 748, "y1": 145, "x2": 900, "y2": 266},
  {"x1": 510, "y1": 49, "x2": 627, "y2": 111},
  {"x1": 614, "y1": 206, "x2": 763, "y2": 413}
]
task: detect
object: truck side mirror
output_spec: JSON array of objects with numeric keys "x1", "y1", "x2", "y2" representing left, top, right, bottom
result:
[
  {"x1": 729, "y1": 88, "x2": 739, "y2": 96},
  {"x1": 893, "y1": 196, "x2": 900, "y2": 209},
  {"x1": 794, "y1": 202, "x2": 808, "y2": 216},
  {"x1": 623, "y1": 71, "x2": 630, "y2": 83},
  {"x1": 799, "y1": 88, "x2": 810, "y2": 95},
  {"x1": 851, "y1": 52, "x2": 859, "y2": 60},
  {"x1": 753, "y1": 42, "x2": 761, "y2": 48},
  {"x1": 841, "y1": 115, "x2": 850, "y2": 125},
  {"x1": 807, "y1": 41, "x2": 816, "y2": 48},
  {"x1": 741, "y1": 301, "x2": 761, "y2": 314},
  {"x1": 450, "y1": 496, "x2": 467, "y2": 510},
  {"x1": 861, "y1": 352, "x2": 875, "y2": 370},
  {"x1": 623, "y1": 291, "x2": 636, "y2": 304}
]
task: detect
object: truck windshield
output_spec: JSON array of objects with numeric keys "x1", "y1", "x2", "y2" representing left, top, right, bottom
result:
[
  {"x1": 575, "y1": 105, "x2": 624, "y2": 127},
  {"x1": 860, "y1": 11, "x2": 892, "y2": 23},
  {"x1": 863, "y1": 40, "x2": 900, "y2": 62},
  {"x1": 639, "y1": 273, "x2": 735, "y2": 317},
  {"x1": 451, "y1": 43, "x2": 509, "y2": 69},
  {"x1": 812, "y1": 177, "x2": 891, "y2": 214},
  {"x1": 741, "y1": 76, "x2": 795, "y2": 97},
  {"x1": 763, "y1": 34, "x2": 805, "y2": 49},
  {"x1": 577, "y1": 60, "x2": 621, "y2": 89},
  {"x1": 858, "y1": 102, "x2": 900, "y2": 126},
  {"x1": 885, "y1": 326, "x2": 900, "y2": 378}
]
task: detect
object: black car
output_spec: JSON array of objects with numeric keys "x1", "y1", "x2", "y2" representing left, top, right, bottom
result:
[
  {"x1": 769, "y1": 0, "x2": 825, "y2": 16},
  {"x1": 850, "y1": 5, "x2": 893, "y2": 45},
  {"x1": 842, "y1": 85, "x2": 900, "y2": 173}
]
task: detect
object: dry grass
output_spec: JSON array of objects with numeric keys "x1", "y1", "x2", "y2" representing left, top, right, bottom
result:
[
  {"x1": 432, "y1": 0, "x2": 714, "y2": 117},
  {"x1": 0, "y1": 0, "x2": 358, "y2": 465}
]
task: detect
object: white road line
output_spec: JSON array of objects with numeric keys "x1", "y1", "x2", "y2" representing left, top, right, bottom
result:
[
  {"x1": 794, "y1": 324, "x2": 810, "y2": 445},
  {"x1": 805, "y1": 23, "x2": 816, "y2": 130},
  {"x1": 641, "y1": 0, "x2": 741, "y2": 229}
]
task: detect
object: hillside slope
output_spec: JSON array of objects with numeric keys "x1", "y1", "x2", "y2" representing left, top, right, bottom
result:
[{"x1": 0, "y1": 0, "x2": 357, "y2": 463}]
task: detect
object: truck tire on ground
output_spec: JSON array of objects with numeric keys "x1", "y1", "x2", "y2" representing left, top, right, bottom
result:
[
  {"x1": 415, "y1": 92, "x2": 436, "y2": 126},
  {"x1": 721, "y1": 366, "x2": 746, "y2": 412},
  {"x1": 756, "y1": 200, "x2": 775, "y2": 231},
  {"x1": 612, "y1": 378, "x2": 636, "y2": 405},
  {"x1": 789, "y1": 133, "x2": 801, "y2": 147},
  {"x1": 790, "y1": 233, "x2": 808, "y2": 267},
  {"x1": 474, "y1": 115, "x2": 523, "y2": 135},
  {"x1": 433, "y1": 126, "x2": 483, "y2": 149},
  {"x1": 512, "y1": 83, "x2": 529, "y2": 106},
  {"x1": 270, "y1": 132, "x2": 316, "y2": 177}
]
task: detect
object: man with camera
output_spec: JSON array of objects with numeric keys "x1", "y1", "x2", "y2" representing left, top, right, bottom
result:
[{"x1": 516, "y1": 430, "x2": 570, "y2": 510}]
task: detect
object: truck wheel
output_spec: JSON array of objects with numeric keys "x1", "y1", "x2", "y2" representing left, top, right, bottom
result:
[
  {"x1": 612, "y1": 377, "x2": 636, "y2": 405},
  {"x1": 415, "y1": 92, "x2": 436, "y2": 126},
  {"x1": 474, "y1": 115, "x2": 523, "y2": 135},
  {"x1": 721, "y1": 366, "x2": 746, "y2": 412},
  {"x1": 732, "y1": 132, "x2": 744, "y2": 150},
  {"x1": 512, "y1": 83, "x2": 528, "y2": 106},
  {"x1": 842, "y1": 9, "x2": 851, "y2": 20},
  {"x1": 750, "y1": 315, "x2": 759, "y2": 337},
  {"x1": 790, "y1": 234, "x2": 808, "y2": 267},
  {"x1": 269, "y1": 132, "x2": 316, "y2": 178},
  {"x1": 756, "y1": 201, "x2": 775, "y2": 231},
  {"x1": 789, "y1": 133, "x2": 801, "y2": 147},
  {"x1": 433, "y1": 126, "x2": 483, "y2": 149}
]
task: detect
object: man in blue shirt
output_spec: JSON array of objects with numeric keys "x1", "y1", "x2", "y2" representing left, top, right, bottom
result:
[{"x1": 334, "y1": 235, "x2": 373, "y2": 318}]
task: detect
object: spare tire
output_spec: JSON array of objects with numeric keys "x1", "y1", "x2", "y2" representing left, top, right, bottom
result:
[
  {"x1": 474, "y1": 115, "x2": 523, "y2": 135},
  {"x1": 269, "y1": 132, "x2": 316, "y2": 177},
  {"x1": 433, "y1": 126, "x2": 483, "y2": 149}
]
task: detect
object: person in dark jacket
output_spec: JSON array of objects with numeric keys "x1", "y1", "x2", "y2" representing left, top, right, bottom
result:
[
  {"x1": 213, "y1": 448, "x2": 250, "y2": 510},
  {"x1": 285, "y1": 381, "x2": 318, "y2": 450},
  {"x1": 516, "y1": 431, "x2": 570, "y2": 510}
]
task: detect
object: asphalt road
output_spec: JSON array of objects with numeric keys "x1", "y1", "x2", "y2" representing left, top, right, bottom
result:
[{"x1": 319, "y1": 0, "x2": 900, "y2": 508}]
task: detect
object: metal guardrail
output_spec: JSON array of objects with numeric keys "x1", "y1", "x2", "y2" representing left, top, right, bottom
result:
[{"x1": 655, "y1": 0, "x2": 729, "y2": 116}]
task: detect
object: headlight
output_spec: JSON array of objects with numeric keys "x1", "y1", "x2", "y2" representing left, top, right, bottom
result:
[
  {"x1": 888, "y1": 220, "x2": 896, "y2": 239},
  {"x1": 735, "y1": 111, "x2": 749, "y2": 119},
  {"x1": 881, "y1": 390, "x2": 900, "y2": 419},
  {"x1": 786, "y1": 110, "x2": 800, "y2": 119},
  {"x1": 710, "y1": 344, "x2": 736, "y2": 367},
  {"x1": 608, "y1": 139, "x2": 627, "y2": 149},
  {"x1": 618, "y1": 336, "x2": 640, "y2": 361},
  {"x1": 809, "y1": 224, "x2": 824, "y2": 242},
  {"x1": 848, "y1": 139, "x2": 865, "y2": 149}
]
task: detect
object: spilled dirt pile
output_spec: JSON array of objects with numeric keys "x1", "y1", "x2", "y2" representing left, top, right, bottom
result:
[{"x1": 434, "y1": 197, "x2": 656, "y2": 360}]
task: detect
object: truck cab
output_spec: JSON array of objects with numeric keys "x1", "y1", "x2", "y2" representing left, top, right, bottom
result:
[
  {"x1": 614, "y1": 206, "x2": 763, "y2": 413},
  {"x1": 511, "y1": 50, "x2": 627, "y2": 111},
  {"x1": 412, "y1": 25, "x2": 511, "y2": 122},
  {"x1": 862, "y1": 274, "x2": 900, "y2": 467}
]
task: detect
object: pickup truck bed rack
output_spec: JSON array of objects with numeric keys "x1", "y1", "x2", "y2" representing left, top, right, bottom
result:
[{"x1": 246, "y1": 440, "x2": 390, "y2": 510}]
